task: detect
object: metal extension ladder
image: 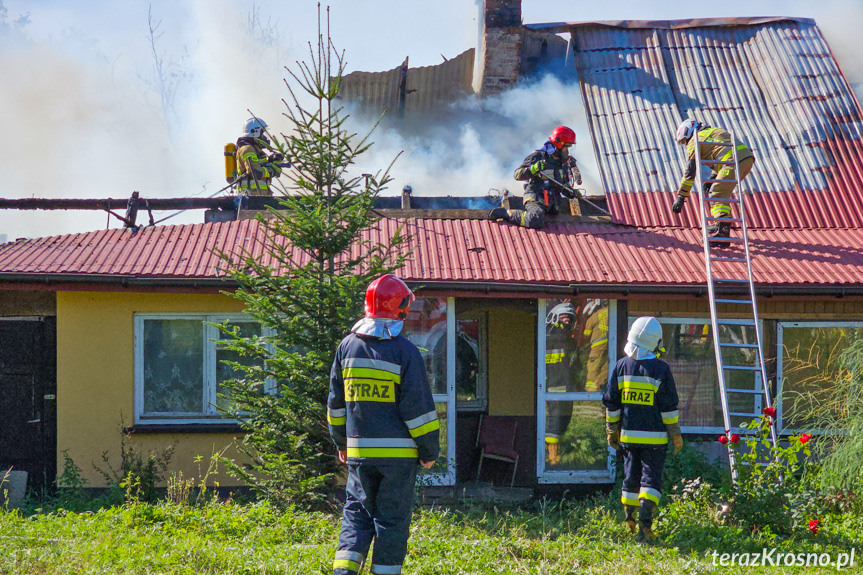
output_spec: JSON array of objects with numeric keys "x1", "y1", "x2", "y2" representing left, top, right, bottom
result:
[{"x1": 693, "y1": 132, "x2": 778, "y2": 482}]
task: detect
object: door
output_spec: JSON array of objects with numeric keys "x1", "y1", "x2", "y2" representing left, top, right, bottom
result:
[
  {"x1": 536, "y1": 299, "x2": 616, "y2": 484},
  {"x1": 402, "y1": 297, "x2": 457, "y2": 485},
  {"x1": 0, "y1": 317, "x2": 57, "y2": 493}
]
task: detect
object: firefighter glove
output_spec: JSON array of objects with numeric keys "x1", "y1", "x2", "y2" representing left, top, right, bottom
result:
[
  {"x1": 672, "y1": 195, "x2": 686, "y2": 214},
  {"x1": 530, "y1": 160, "x2": 546, "y2": 175},
  {"x1": 607, "y1": 429, "x2": 621, "y2": 451},
  {"x1": 671, "y1": 434, "x2": 683, "y2": 455},
  {"x1": 268, "y1": 152, "x2": 284, "y2": 163}
]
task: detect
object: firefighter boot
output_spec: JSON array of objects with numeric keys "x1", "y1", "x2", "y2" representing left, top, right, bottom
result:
[
  {"x1": 488, "y1": 207, "x2": 511, "y2": 223},
  {"x1": 637, "y1": 499, "x2": 657, "y2": 543},
  {"x1": 706, "y1": 222, "x2": 732, "y2": 247},
  {"x1": 546, "y1": 442, "x2": 561, "y2": 466},
  {"x1": 622, "y1": 504, "x2": 638, "y2": 534}
]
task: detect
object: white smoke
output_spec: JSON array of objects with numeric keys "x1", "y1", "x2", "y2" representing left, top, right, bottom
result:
[{"x1": 1, "y1": 0, "x2": 861, "y2": 239}]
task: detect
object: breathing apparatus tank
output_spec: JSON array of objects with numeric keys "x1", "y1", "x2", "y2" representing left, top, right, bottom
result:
[{"x1": 224, "y1": 142, "x2": 237, "y2": 183}]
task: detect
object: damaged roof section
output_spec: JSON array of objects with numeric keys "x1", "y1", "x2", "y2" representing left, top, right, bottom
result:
[{"x1": 552, "y1": 17, "x2": 863, "y2": 229}]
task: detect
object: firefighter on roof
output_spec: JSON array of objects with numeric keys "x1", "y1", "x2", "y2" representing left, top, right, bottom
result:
[
  {"x1": 544, "y1": 301, "x2": 578, "y2": 465},
  {"x1": 671, "y1": 119, "x2": 756, "y2": 243},
  {"x1": 235, "y1": 117, "x2": 285, "y2": 196},
  {"x1": 489, "y1": 126, "x2": 582, "y2": 229},
  {"x1": 603, "y1": 316, "x2": 683, "y2": 542},
  {"x1": 328, "y1": 274, "x2": 440, "y2": 575}
]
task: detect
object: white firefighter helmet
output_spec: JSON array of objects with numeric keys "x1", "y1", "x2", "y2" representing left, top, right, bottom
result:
[
  {"x1": 243, "y1": 117, "x2": 268, "y2": 138},
  {"x1": 675, "y1": 118, "x2": 700, "y2": 145},
  {"x1": 583, "y1": 299, "x2": 602, "y2": 316},
  {"x1": 546, "y1": 302, "x2": 577, "y2": 326},
  {"x1": 627, "y1": 316, "x2": 663, "y2": 353}
]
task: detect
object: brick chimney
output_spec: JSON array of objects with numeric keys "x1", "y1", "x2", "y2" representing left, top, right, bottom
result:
[{"x1": 473, "y1": 0, "x2": 523, "y2": 98}]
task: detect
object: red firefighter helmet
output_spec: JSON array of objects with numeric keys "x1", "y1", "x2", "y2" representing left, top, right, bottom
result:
[
  {"x1": 365, "y1": 274, "x2": 415, "y2": 320},
  {"x1": 550, "y1": 126, "x2": 576, "y2": 149}
]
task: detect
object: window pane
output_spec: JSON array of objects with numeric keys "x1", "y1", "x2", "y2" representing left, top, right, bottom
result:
[
  {"x1": 403, "y1": 298, "x2": 448, "y2": 395},
  {"x1": 421, "y1": 402, "x2": 449, "y2": 475},
  {"x1": 143, "y1": 319, "x2": 204, "y2": 414},
  {"x1": 544, "y1": 400, "x2": 608, "y2": 471},
  {"x1": 781, "y1": 326, "x2": 863, "y2": 429},
  {"x1": 546, "y1": 298, "x2": 610, "y2": 393},
  {"x1": 216, "y1": 322, "x2": 264, "y2": 412},
  {"x1": 652, "y1": 322, "x2": 759, "y2": 428}
]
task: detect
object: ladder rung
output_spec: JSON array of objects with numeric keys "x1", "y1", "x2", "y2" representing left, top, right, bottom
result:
[
  {"x1": 726, "y1": 388, "x2": 762, "y2": 394},
  {"x1": 711, "y1": 258, "x2": 747, "y2": 263},
  {"x1": 704, "y1": 198, "x2": 740, "y2": 203},
  {"x1": 708, "y1": 236, "x2": 745, "y2": 243},
  {"x1": 712, "y1": 278, "x2": 748, "y2": 283},
  {"x1": 729, "y1": 411, "x2": 761, "y2": 417},
  {"x1": 719, "y1": 342, "x2": 758, "y2": 348},
  {"x1": 716, "y1": 319, "x2": 756, "y2": 325},
  {"x1": 715, "y1": 297, "x2": 753, "y2": 304},
  {"x1": 703, "y1": 178, "x2": 738, "y2": 184},
  {"x1": 701, "y1": 159, "x2": 736, "y2": 165},
  {"x1": 721, "y1": 365, "x2": 760, "y2": 371},
  {"x1": 706, "y1": 217, "x2": 743, "y2": 223}
]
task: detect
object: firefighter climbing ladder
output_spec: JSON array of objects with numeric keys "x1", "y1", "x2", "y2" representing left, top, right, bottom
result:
[{"x1": 693, "y1": 132, "x2": 778, "y2": 482}]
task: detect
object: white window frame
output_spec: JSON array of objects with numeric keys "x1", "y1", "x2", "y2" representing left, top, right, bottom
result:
[
  {"x1": 422, "y1": 297, "x2": 458, "y2": 486},
  {"x1": 134, "y1": 313, "x2": 273, "y2": 424},
  {"x1": 634, "y1": 316, "x2": 764, "y2": 435},
  {"x1": 776, "y1": 321, "x2": 863, "y2": 434},
  {"x1": 455, "y1": 310, "x2": 489, "y2": 412},
  {"x1": 536, "y1": 299, "x2": 617, "y2": 484}
]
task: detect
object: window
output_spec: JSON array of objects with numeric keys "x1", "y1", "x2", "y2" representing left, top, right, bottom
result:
[
  {"x1": 630, "y1": 317, "x2": 763, "y2": 432},
  {"x1": 135, "y1": 314, "x2": 268, "y2": 423},
  {"x1": 778, "y1": 322, "x2": 863, "y2": 431},
  {"x1": 402, "y1": 298, "x2": 489, "y2": 411}
]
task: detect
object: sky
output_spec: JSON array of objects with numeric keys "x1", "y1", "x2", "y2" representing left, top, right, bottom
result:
[{"x1": 1, "y1": 0, "x2": 862, "y2": 239}]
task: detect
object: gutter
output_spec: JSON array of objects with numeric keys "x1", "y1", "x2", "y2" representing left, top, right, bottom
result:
[{"x1": 0, "y1": 274, "x2": 860, "y2": 298}]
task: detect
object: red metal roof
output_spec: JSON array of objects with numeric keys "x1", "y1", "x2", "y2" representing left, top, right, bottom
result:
[
  {"x1": 1, "y1": 218, "x2": 862, "y2": 288},
  {"x1": 566, "y1": 18, "x2": 863, "y2": 229}
]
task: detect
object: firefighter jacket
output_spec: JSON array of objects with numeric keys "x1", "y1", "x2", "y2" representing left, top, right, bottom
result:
[
  {"x1": 236, "y1": 136, "x2": 281, "y2": 196},
  {"x1": 546, "y1": 323, "x2": 576, "y2": 393},
  {"x1": 678, "y1": 126, "x2": 754, "y2": 197},
  {"x1": 602, "y1": 356, "x2": 681, "y2": 446},
  {"x1": 328, "y1": 331, "x2": 440, "y2": 464},
  {"x1": 514, "y1": 142, "x2": 581, "y2": 212},
  {"x1": 583, "y1": 306, "x2": 609, "y2": 392}
]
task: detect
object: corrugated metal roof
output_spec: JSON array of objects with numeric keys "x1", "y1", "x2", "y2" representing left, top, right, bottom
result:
[
  {"x1": 1, "y1": 218, "x2": 862, "y2": 287},
  {"x1": 566, "y1": 18, "x2": 863, "y2": 228}
]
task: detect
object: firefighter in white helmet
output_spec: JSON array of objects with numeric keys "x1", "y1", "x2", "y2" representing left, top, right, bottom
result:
[
  {"x1": 544, "y1": 301, "x2": 578, "y2": 465},
  {"x1": 235, "y1": 117, "x2": 285, "y2": 196},
  {"x1": 603, "y1": 316, "x2": 682, "y2": 542},
  {"x1": 671, "y1": 119, "x2": 756, "y2": 244}
]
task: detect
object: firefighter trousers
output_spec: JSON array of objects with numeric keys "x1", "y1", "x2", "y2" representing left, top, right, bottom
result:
[
  {"x1": 707, "y1": 156, "x2": 755, "y2": 218},
  {"x1": 620, "y1": 445, "x2": 666, "y2": 507},
  {"x1": 545, "y1": 397, "x2": 574, "y2": 444},
  {"x1": 334, "y1": 462, "x2": 418, "y2": 575}
]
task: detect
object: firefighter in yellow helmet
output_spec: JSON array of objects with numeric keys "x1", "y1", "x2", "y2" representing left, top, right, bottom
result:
[
  {"x1": 671, "y1": 119, "x2": 755, "y2": 244},
  {"x1": 235, "y1": 117, "x2": 285, "y2": 196},
  {"x1": 582, "y1": 300, "x2": 609, "y2": 393}
]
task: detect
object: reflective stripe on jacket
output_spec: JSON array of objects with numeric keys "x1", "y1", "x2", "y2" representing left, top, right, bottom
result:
[
  {"x1": 602, "y1": 356, "x2": 680, "y2": 446},
  {"x1": 328, "y1": 332, "x2": 440, "y2": 464},
  {"x1": 678, "y1": 127, "x2": 754, "y2": 196}
]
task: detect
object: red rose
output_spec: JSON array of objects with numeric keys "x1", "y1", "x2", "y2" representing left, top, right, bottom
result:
[
  {"x1": 808, "y1": 519, "x2": 819, "y2": 534},
  {"x1": 762, "y1": 406, "x2": 776, "y2": 418},
  {"x1": 800, "y1": 433, "x2": 812, "y2": 444},
  {"x1": 718, "y1": 435, "x2": 729, "y2": 445},
  {"x1": 730, "y1": 434, "x2": 740, "y2": 444}
]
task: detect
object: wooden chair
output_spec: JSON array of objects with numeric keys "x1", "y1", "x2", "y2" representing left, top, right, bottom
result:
[{"x1": 475, "y1": 415, "x2": 519, "y2": 487}]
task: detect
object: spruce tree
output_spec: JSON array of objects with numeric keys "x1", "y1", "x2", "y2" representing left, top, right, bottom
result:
[{"x1": 216, "y1": 8, "x2": 406, "y2": 509}]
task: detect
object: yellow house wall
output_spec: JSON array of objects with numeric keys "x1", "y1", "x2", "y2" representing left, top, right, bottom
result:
[
  {"x1": 57, "y1": 291, "x2": 247, "y2": 487},
  {"x1": 487, "y1": 306, "x2": 535, "y2": 416}
]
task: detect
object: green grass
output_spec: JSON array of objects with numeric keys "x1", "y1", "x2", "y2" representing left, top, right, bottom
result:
[{"x1": 0, "y1": 494, "x2": 859, "y2": 574}]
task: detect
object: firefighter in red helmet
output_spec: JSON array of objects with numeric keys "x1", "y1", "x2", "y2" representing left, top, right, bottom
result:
[
  {"x1": 489, "y1": 126, "x2": 582, "y2": 229},
  {"x1": 328, "y1": 274, "x2": 440, "y2": 575}
]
